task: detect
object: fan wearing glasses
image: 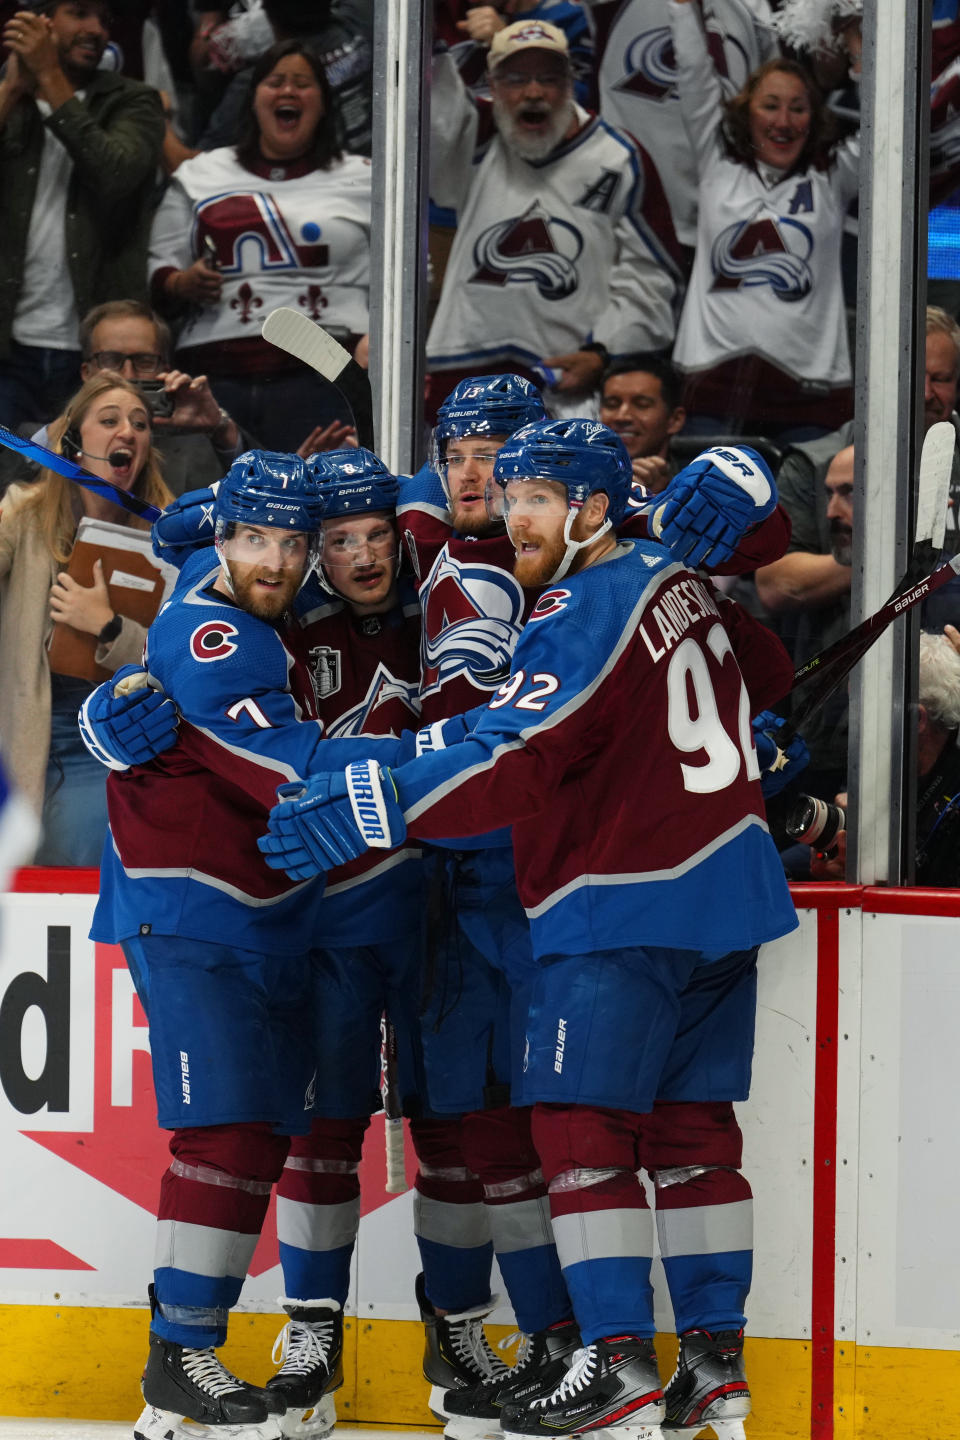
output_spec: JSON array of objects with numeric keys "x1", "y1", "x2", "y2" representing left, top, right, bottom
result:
[{"x1": 2, "y1": 300, "x2": 252, "y2": 498}]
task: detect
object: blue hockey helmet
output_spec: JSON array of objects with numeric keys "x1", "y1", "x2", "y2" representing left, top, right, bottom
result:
[
  {"x1": 492, "y1": 419, "x2": 633, "y2": 582},
  {"x1": 214, "y1": 450, "x2": 326, "y2": 595},
  {"x1": 215, "y1": 450, "x2": 326, "y2": 532},
  {"x1": 306, "y1": 447, "x2": 399, "y2": 518},
  {"x1": 306, "y1": 447, "x2": 402, "y2": 599},
  {"x1": 435, "y1": 374, "x2": 545, "y2": 458}
]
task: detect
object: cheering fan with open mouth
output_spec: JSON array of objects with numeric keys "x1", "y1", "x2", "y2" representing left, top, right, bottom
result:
[
  {"x1": 148, "y1": 39, "x2": 372, "y2": 455},
  {"x1": 0, "y1": 372, "x2": 173, "y2": 866}
]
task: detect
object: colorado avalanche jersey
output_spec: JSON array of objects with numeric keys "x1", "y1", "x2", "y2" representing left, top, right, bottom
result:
[
  {"x1": 391, "y1": 540, "x2": 798, "y2": 958},
  {"x1": 296, "y1": 580, "x2": 424, "y2": 944},
  {"x1": 594, "y1": 0, "x2": 777, "y2": 245},
  {"x1": 92, "y1": 555, "x2": 403, "y2": 953},
  {"x1": 148, "y1": 148, "x2": 371, "y2": 374},
  {"x1": 426, "y1": 52, "x2": 684, "y2": 374},
  {"x1": 669, "y1": 1, "x2": 858, "y2": 427}
]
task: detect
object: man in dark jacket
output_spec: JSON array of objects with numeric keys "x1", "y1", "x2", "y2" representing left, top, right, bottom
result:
[{"x1": 0, "y1": 0, "x2": 164, "y2": 427}]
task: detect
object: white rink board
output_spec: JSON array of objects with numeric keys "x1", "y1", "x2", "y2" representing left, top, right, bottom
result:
[
  {"x1": 856, "y1": 908, "x2": 960, "y2": 1349},
  {"x1": 0, "y1": 889, "x2": 815, "y2": 1332}
]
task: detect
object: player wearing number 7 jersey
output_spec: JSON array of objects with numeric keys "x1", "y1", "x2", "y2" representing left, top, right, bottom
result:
[{"x1": 262, "y1": 420, "x2": 798, "y2": 1440}]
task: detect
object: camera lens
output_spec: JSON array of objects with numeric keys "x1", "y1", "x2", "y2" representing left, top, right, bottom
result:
[{"x1": 786, "y1": 795, "x2": 846, "y2": 850}]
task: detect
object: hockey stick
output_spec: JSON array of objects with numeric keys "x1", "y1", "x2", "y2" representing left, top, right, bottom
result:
[
  {"x1": 774, "y1": 424, "x2": 957, "y2": 741},
  {"x1": 261, "y1": 308, "x2": 376, "y2": 451},
  {"x1": 380, "y1": 1013, "x2": 408, "y2": 1195},
  {"x1": 0, "y1": 423, "x2": 163, "y2": 521}
]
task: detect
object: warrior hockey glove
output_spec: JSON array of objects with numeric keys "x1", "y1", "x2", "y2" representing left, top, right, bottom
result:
[
  {"x1": 258, "y1": 760, "x2": 407, "y2": 881},
  {"x1": 151, "y1": 483, "x2": 219, "y2": 562},
  {"x1": 78, "y1": 665, "x2": 180, "y2": 771},
  {"x1": 654, "y1": 447, "x2": 776, "y2": 568},
  {"x1": 752, "y1": 710, "x2": 809, "y2": 798}
]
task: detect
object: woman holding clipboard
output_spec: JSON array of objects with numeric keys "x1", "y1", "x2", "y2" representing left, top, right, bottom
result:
[{"x1": 0, "y1": 371, "x2": 172, "y2": 865}]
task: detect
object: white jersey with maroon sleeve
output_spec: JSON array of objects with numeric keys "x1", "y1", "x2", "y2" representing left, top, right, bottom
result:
[
  {"x1": 594, "y1": 0, "x2": 777, "y2": 245},
  {"x1": 426, "y1": 54, "x2": 684, "y2": 373},
  {"x1": 148, "y1": 147, "x2": 371, "y2": 364}
]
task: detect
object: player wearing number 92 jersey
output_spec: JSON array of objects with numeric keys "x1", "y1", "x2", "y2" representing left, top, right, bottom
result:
[{"x1": 394, "y1": 531, "x2": 797, "y2": 961}]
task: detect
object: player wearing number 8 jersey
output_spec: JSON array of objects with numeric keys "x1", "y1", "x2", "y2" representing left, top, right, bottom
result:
[{"x1": 262, "y1": 421, "x2": 797, "y2": 1440}]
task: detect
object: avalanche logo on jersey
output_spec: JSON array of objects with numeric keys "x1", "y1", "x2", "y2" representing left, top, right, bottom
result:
[
  {"x1": 420, "y1": 551, "x2": 525, "y2": 699},
  {"x1": 613, "y1": 26, "x2": 678, "y2": 101},
  {"x1": 190, "y1": 621, "x2": 239, "y2": 661},
  {"x1": 529, "y1": 588, "x2": 571, "y2": 621},
  {"x1": 324, "y1": 662, "x2": 420, "y2": 738},
  {"x1": 470, "y1": 202, "x2": 583, "y2": 299},
  {"x1": 711, "y1": 207, "x2": 814, "y2": 302}
]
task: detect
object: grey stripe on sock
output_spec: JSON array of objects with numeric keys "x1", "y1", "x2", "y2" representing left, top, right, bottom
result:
[
  {"x1": 276, "y1": 1195, "x2": 361, "y2": 1252},
  {"x1": 154, "y1": 1219, "x2": 257, "y2": 1280},
  {"x1": 655, "y1": 1200, "x2": 753, "y2": 1258},
  {"x1": 552, "y1": 1207, "x2": 653, "y2": 1268},
  {"x1": 414, "y1": 1193, "x2": 491, "y2": 1249}
]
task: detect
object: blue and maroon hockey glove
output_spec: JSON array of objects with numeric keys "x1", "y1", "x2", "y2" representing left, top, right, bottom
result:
[
  {"x1": 752, "y1": 710, "x2": 809, "y2": 798},
  {"x1": 654, "y1": 446, "x2": 777, "y2": 568},
  {"x1": 151, "y1": 483, "x2": 218, "y2": 563},
  {"x1": 259, "y1": 760, "x2": 407, "y2": 881},
  {"x1": 78, "y1": 665, "x2": 179, "y2": 771}
]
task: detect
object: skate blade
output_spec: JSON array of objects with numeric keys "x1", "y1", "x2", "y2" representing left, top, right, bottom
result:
[
  {"x1": 502, "y1": 1427, "x2": 663, "y2": 1440},
  {"x1": 280, "y1": 1392, "x2": 337, "y2": 1439},
  {"x1": 429, "y1": 1382, "x2": 453, "y2": 1420},
  {"x1": 444, "y1": 1415, "x2": 504, "y2": 1440},
  {"x1": 664, "y1": 1423, "x2": 747, "y2": 1440},
  {"x1": 134, "y1": 1404, "x2": 283, "y2": 1440}
]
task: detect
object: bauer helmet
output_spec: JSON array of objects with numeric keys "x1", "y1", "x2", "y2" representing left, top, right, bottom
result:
[
  {"x1": 214, "y1": 450, "x2": 326, "y2": 594},
  {"x1": 434, "y1": 374, "x2": 546, "y2": 474},
  {"x1": 306, "y1": 447, "x2": 399, "y2": 518},
  {"x1": 492, "y1": 419, "x2": 632, "y2": 582}
]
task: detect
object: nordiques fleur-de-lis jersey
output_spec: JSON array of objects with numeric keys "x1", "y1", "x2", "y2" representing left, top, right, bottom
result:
[
  {"x1": 390, "y1": 538, "x2": 798, "y2": 959},
  {"x1": 148, "y1": 147, "x2": 371, "y2": 375}
]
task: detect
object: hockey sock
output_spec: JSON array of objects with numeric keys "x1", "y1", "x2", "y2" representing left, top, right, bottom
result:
[
  {"x1": 647, "y1": 1101, "x2": 753, "y2": 1332},
  {"x1": 410, "y1": 1115, "x2": 494, "y2": 1313},
  {"x1": 532, "y1": 1102, "x2": 655, "y2": 1345},
  {"x1": 276, "y1": 1116, "x2": 369, "y2": 1306},
  {"x1": 153, "y1": 1123, "x2": 289, "y2": 1348},
  {"x1": 462, "y1": 1105, "x2": 572, "y2": 1334}
]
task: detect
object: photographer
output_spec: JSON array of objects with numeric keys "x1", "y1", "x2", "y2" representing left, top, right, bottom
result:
[
  {"x1": 791, "y1": 632, "x2": 960, "y2": 885},
  {"x1": 0, "y1": 301, "x2": 251, "y2": 499}
]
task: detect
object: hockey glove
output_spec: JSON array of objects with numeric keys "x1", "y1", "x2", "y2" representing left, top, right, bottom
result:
[
  {"x1": 151, "y1": 483, "x2": 219, "y2": 562},
  {"x1": 258, "y1": 760, "x2": 407, "y2": 881},
  {"x1": 78, "y1": 665, "x2": 180, "y2": 771},
  {"x1": 653, "y1": 447, "x2": 777, "y2": 568},
  {"x1": 752, "y1": 710, "x2": 810, "y2": 798}
]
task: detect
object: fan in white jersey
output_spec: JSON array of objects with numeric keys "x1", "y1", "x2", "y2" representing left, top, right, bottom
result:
[
  {"x1": 670, "y1": 0, "x2": 858, "y2": 442},
  {"x1": 425, "y1": 18, "x2": 685, "y2": 419},
  {"x1": 593, "y1": 0, "x2": 779, "y2": 247},
  {"x1": 149, "y1": 40, "x2": 371, "y2": 452}
]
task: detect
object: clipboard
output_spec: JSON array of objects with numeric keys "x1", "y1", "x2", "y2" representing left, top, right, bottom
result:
[{"x1": 47, "y1": 517, "x2": 178, "y2": 684}]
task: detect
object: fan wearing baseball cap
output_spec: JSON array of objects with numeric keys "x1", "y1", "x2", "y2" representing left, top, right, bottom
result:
[{"x1": 426, "y1": 16, "x2": 684, "y2": 420}]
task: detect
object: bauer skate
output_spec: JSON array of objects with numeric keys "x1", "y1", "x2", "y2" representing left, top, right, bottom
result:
[
  {"x1": 416, "y1": 1271, "x2": 509, "y2": 1420},
  {"x1": 663, "y1": 1328, "x2": 750, "y2": 1440},
  {"x1": 500, "y1": 1336, "x2": 665, "y2": 1440},
  {"x1": 134, "y1": 1332, "x2": 283, "y2": 1440},
  {"x1": 266, "y1": 1297, "x2": 342, "y2": 1439},
  {"x1": 443, "y1": 1316, "x2": 581, "y2": 1440}
]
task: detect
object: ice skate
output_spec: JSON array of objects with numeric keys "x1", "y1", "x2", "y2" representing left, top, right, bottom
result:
[
  {"x1": 266, "y1": 1297, "x2": 343, "y2": 1439},
  {"x1": 663, "y1": 1328, "x2": 750, "y2": 1440},
  {"x1": 500, "y1": 1335, "x2": 665, "y2": 1440},
  {"x1": 417, "y1": 1271, "x2": 509, "y2": 1420},
  {"x1": 442, "y1": 1316, "x2": 582, "y2": 1440},
  {"x1": 134, "y1": 1332, "x2": 283, "y2": 1439}
]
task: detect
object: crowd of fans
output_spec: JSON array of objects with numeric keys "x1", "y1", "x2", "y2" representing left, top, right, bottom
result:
[{"x1": 1, "y1": 0, "x2": 960, "y2": 878}]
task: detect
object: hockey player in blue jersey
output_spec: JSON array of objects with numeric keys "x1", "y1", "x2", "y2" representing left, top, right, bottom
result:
[
  {"x1": 259, "y1": 421, "x2": 800, "y2": 1440},
  {"x1": 92, "y1": 452, "x2": 420, "y2": 1440}
]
